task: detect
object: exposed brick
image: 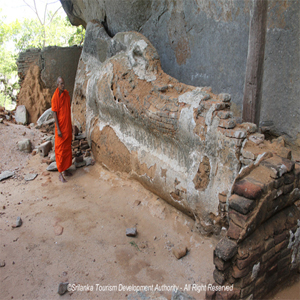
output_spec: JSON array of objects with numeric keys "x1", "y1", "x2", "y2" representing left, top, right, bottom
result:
[
  {"x1": 264, "y1": 238, "x2": 275, "y2": 252},
  {"x1": 278, "y1": 266, "x2": 290, "y2": 280},
  {"x1": 277, "y1": 147, "x2": 292, "y2": 160},
  {"x1": 240, "y1": 122, "x2": 257, "y2": 134},
  {"x1": 267, "y1": 188, "x2": 283, "y2": 202},
  {"x1": 229, "y1": 210, "x2": 250, "y2": 227},
  {"x1": 218, "y1": 128, "x2": 247, "y2": 139},
  {"x1": 273, "y1": 177, "x2": 284, "y2": 189},
  {"x1": 260, "y1": 156, "x2": 295, "y2": 175},
  {"x1": 254, "y1": 273, "x2": 277, "y2": 299},
  {"x1": 241, "y1": 148, "x2": 255, "y2": 160},
  {"x1": 215, "y1": 292, "x2": 228, "y2": 300},
  {"x1": 219, "y1": 93, "x2": 231, "y2": 102},
  {"x1": 217, "y1": 111, "x2": 233, "y2": 119},
  {"x1": 232, "y1": 265, "x2": 250, "y2": 279},
  {"x1": 275, "y1": 240, "x2": 289, "y2": 253},
  {"x1": 262, "y1": 248, "x2": 275, "y2": 263},
  {"x1": 236, "y1": 247, "x2": 264, "y2": 270},
  {"x1": 266, "y1": 264, "x2": 278, "y2": 277},
  {"x1": 213, "y1": 268, "x2": 226, "y2": 285},
  {"x1": 274, "y1": 231, "x2": 289, "y2": 245},
  {"x1": 219, "y1": 192, "x2": 227, "y2": 203},
  {"x1": 254, "y1": 273, "x2": 266, "y2": 290},
  {"x1": 283, "y1": 184, "x2": 294, "y2": 195},
  {"x1": 215, "y1": 238, "x2": 238, "y2": 261},
  {"x1": 219, "y1": 119, "x2": 236, "y2": 129},
  {"x1": 206, "y1": 289, "x2": 216, "y2": 300},
  {"x1": 214, "y1": 253, "x2": 231, "y2": 271},
  {"x1": 284, "y1": 173, "x2": 295, "y2": 185},
  {"x1": 240, "y1": 283, "x2": 254, "y2": 298},
  {"x1": 240, "y1": 272, "x2": 254, "y2": 288},
  {"x1": 238, "y1": 248, "x2": 249, "y2": 259},
  {"x1": 280, "y1": 248, "x2": 291, "y2": 259},
  {"x1": 278, "y1": 255, "x2": 291, "y2": 270},
  {"x1": 227, "y1": 289, "x2": 241, "y2": 300},
  {"x1": 227, "y1": 221, "x2": 242, "y2": 240},
  {"x1": 204, "y1": 100, "x2": 226, "y2": 111},
  {"x1": 233, "y1": 179, "x2": 264, "y2": 200},
  {"x1": 290, "y1": 188, "x2": 300, "y2": 203},
  {"x1": 229, "y1": 194, "x2": 255, "y2": 215},
  {"x1": 261, "y1": 253, "x2": 280, "y2": 274},
  {"x1": 269, "y1": 194, "x2": 289, "y2": 215}
]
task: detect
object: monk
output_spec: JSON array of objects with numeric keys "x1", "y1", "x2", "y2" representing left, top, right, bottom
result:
[{"x1": 51, "y1": 77, "x2": 73, "y2": 183}]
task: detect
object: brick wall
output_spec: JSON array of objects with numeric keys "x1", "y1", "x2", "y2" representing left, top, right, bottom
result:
[
  {"x1": 207, "y1": 158, "x2": 300, "y2": 299},
  {"x1": 17, "y1": 46, "x2": 82, "y2": 100}
]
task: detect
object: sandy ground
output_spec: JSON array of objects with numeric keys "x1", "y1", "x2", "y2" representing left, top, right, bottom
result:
[{"x1": 0, "y1": 122, "x2": 299, "y2": 300}]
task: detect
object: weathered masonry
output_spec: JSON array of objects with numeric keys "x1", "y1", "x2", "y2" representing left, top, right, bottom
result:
[
  {"x1": 61, "y1": 1, "x2": 300, "y2": 299},
  {"x1": 17, "y1": 46, "x2": 82, "y2": 123}
]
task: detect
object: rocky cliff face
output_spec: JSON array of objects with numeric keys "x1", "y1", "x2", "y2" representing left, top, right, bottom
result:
[{"x1": 62, "y1": 0, "x2": 300, "y2": 146}]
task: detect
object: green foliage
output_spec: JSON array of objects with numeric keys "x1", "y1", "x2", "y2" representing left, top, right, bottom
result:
[
  {"x1": 12, "y1": 14, "x2": 85, "y2": 51},
  {"x1": 0, "y1": 6, "x2": 85, "y2": 107}
]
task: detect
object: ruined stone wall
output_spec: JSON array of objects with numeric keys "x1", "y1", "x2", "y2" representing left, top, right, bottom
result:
[
  {"x1": 207, "y1": 158, "x2": 300, "y2": 299},
  {"x1": 61, "y1": 0, "x2": 300, "y2": 146},
  {"x1": 17, "y1": 46, "x2": 82, "y2": 100},
  {"x1": 17, "y1": 46, "x2": 82, "y2": 123}
]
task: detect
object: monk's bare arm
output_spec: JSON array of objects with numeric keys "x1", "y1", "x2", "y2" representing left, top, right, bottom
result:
[{"x1": 53, "y1": 111, "x2": 62, "y2": 137}]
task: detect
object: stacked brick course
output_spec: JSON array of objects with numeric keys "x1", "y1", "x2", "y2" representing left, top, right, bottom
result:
[{"x1": 207, "y1": 156, "x2": 300, "y2": 299}]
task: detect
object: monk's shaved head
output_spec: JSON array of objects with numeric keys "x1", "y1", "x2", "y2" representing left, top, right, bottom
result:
[
  {"x1": 57, "y1": 76, "x2": 64, "y2": 85},
  {"x1": 57, "y1": 77, "x2": 65, "y2": 93}
]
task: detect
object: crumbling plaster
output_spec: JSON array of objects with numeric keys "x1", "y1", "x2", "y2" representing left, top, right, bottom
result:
[{"x1": 72, "y1": 21, "x2": 243, "y2": 222}]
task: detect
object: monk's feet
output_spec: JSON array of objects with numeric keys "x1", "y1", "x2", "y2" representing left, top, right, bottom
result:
[
  {"x1": 59, "y1": 173, "x2": 67, "y2": 183},
  {"x1": 63, "y1": 170, "x2": 73, "y2": 177}
]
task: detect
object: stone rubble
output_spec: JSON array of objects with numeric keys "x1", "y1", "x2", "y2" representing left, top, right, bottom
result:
[
  {"x1": 57, "y1": 282, "x2": 69, "y2": 295},
  {"x1": 172, "y1": 244, "x2": 188, "y2": 259},
  {"x1": 17, "y1": 139, "x2": 32, "y2": 153},
  {"x1": 15, "y1": 105, "x2": 28, "y2": 125},
  {"x1": 12, "y1": 217, "x2": 23, "y2": 228},
  {"x1": 126, "y1": 228, "x2": 137, "y2": 237},
  {"x1": 24, "y1": 173, "x2": 38, "y2": 181},
  {"x1": 0, "y1": 171, "x2": 15, "y2": 181}
]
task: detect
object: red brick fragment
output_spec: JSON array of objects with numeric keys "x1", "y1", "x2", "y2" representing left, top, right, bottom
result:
[
  {"x1": 213, "y1": 268, "x2": 226, "y2": 285},
  {"x1": 274, "y1": 230, "x2": 289, "y2": 245},
  {"x1": 233, "y1": 179, "x2": 264, "y2": 200},
  {"x1": 229, "y1": 194, "x2": 255, "y2": 215},
  {"x1": 227, "y1": 221, "x2": 242, "y2": 240},
  {"x1": 228, "y1": 210, "x2": 250, "y2": 227},
  {"x1": 232, "y1": 265, "x2": 250, "y2": 279},
  {"x1": 214, "y1": 253, "x2": 231, "y2": 271},
  {"x1": 236, "y1": 246, "x2": 264, "y2": 270},
  {"x1": 215, "y1": 238, "x2": 238, "y2": 261}
]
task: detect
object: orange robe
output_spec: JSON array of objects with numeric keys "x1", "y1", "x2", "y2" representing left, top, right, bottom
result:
[{"x1": 51, "y1": 88, "x2": 72, "y2": 173}]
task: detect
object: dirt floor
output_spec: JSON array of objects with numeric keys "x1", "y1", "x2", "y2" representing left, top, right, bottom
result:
[{"x1": 0, "y1": 122, "x2": 299, "y2": 300}]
